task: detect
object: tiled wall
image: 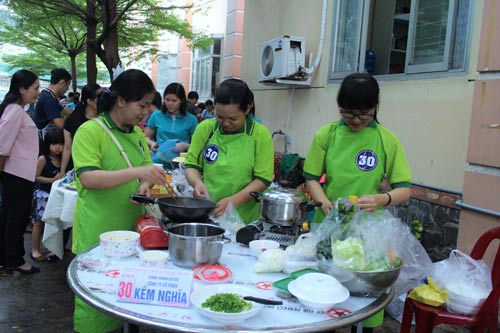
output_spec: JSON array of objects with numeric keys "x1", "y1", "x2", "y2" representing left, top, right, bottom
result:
[{"x1": 389, "y1": 185, "x2": 462, "y2": 262}]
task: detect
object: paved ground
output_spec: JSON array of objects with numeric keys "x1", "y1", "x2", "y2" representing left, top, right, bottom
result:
[{"x1": 0, "y1": 233, "x2": 484, "y2": 333}]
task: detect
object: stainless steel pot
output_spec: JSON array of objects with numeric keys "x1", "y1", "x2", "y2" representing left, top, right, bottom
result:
[
  {"x1": 167, "y1": 223, "x2": 226, "y2": 268},
  {"x1": 250, "y1": 188, "x2": 321, "y2": 226}
]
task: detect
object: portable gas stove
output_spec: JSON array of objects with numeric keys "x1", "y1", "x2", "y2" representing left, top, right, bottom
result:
[{"x1": 236, "y1": 218, "x2": 305, "y2": 247}]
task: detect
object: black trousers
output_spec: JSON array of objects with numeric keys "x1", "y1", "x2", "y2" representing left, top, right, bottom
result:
[{"x1": 0, "y1": 172, "x2": 34, "y2": 267}]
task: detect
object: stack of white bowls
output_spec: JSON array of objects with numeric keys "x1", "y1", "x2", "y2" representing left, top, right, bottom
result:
[{"x1": 445, "y1": 282, "x2": 489, "y2": 315}]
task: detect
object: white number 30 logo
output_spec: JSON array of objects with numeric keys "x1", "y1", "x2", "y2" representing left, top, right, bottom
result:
[{"x1": 355, "y1": 150, "x2": 378, "y2": 171}]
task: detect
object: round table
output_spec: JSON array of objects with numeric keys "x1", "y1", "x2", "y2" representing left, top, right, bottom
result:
[{"x1": 67, "y1": 243, "x2": 394, "y2": 333}]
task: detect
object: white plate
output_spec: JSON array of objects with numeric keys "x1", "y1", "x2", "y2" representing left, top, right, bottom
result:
[{"x1": 190, "y1": 284, "x2": 262, "y2": 323}]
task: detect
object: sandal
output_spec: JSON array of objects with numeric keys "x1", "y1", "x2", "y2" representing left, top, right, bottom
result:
[
  {"x1": 31, "y1": 254, "x2": 46, "y2": 263},
  {"x1": 45, "y1": 254, "x2": 59, "y2": 262}
]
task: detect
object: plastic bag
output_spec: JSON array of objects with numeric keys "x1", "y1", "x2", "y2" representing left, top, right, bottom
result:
[
  {"x1": 317, "y1": 207, "x2": 405, "y2": 271},
  {"x1": 211, "y1": 202, "x2": 245, "y2": 242},
  {"x1": 385, "y1": 229, "x2": 433, "y2": 322},
  {"x1": 283, "y1": 233, "x2": 318, "y2": 274},
  {"x1": 152, "y1": 139, "x2": 180, "y2": 166},
  {"x1": 431, "y1": 249, "x2": 492, "y2": 292},
  {"x1": 313, "y1": 197, "x2": 359, "y2": 244},
  {"x1": 408, "y1": 277, "x2": 448, "y2": 307},
  {"x1": 252, "y1": 248, "x2": 287, "y2": 273}
]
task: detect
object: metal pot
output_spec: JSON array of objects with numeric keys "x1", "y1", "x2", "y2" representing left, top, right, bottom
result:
[
  {"x1": 167, "y1": 223, "x2": 226, "y2": 268},
  {"x1": 250, "y1": 188, "x2": 321, "y2": 226}
]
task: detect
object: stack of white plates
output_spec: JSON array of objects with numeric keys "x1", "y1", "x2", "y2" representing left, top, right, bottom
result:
[{"x1": 445, "y1": 282, "x2": 489, "y2": 315}]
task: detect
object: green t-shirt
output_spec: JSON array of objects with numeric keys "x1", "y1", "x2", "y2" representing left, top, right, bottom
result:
[
  {"x1": 303, "y1": 120, "x2": 412, "y2": 222},
  {"x1": 72, "y1": 113, "x2": 152, "y2": 254},
  {"x1": 184, "y1": 118, "x2": 274, "y2": 223}
]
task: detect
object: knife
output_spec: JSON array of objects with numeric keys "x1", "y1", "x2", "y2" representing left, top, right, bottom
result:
[{"x1": 243, "y1": 296, "x2": 283, "y2": 305}]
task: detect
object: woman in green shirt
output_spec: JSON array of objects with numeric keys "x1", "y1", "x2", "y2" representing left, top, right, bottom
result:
[
  {"x1": 72, "y1": 69, "x2": 166, "y2": 333},
  {"x1": 184, "y1": 79, "x2": 274, "y2": 223},
  {"x1": 303, "y1": 73, "x2": 412, "y2": 331}
]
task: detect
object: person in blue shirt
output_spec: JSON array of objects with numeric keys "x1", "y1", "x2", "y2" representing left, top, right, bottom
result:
[
  {"x1": 144, "y1": 83, "x2": 198, "y2": 167},
  {"x1": 201, "y1": 99, "x2": 216, "y2": 120}
]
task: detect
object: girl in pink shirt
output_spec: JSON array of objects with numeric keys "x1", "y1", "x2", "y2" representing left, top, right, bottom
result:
[{"x1": 0, "y1": 69, "x2": 41, "y2": 274}]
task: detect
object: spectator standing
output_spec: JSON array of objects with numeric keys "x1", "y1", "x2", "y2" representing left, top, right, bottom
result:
[
  {"x1": 31, "y1": 128, "x2": 64, "y2": 262},
  {"x1": 62, "y1": 92, "x2": 76, "y2": 110},
  {"x1": 187, "y1": 90, "x2": 200, "y2": 118},
  {"x1": 138, "y1": 90, "x2": 161, "y2": 131},
  {"x1": 60, "y1": 83, "x2": 102, "y2": 175},
  {"x1": 201, "y1": 99, "x2": 216, "y2": 120},
  {"x1": 32, "y1": 68, "x2": 72, "y2": 140},
  {"x1": 144, "y1": 83, "x2": 198, "y2": 168},
  {"x1": 0, "y1": 69, "x2": 41, "y2": 274}
]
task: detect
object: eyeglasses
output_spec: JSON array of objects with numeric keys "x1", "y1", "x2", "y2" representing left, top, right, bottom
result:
[{"x1": 340, "y1": 109, "x2": 374, "y2": 121}]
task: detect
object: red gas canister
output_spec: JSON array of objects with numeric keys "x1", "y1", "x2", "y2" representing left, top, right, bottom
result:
[{"x1": 134, "y1": 215, "x2": 169, "y2": 249}]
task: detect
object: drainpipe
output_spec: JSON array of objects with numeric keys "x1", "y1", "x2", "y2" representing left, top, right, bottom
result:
[
  {"x1": 303, "y1": 0, "x2": 327, "y2": 77},
  {"x1": 455, "y1": 200, "x2": 500, "y2": 218}
]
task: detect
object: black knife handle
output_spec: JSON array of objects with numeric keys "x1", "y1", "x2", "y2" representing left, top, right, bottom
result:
[{"x1": 243, "y1": 296, "x2": 283, "y2": 305}]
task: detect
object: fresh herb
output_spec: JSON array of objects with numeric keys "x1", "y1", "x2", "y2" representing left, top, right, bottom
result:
[{"x1": 201, "y1": 293, "x2": 252, "y2": 313}]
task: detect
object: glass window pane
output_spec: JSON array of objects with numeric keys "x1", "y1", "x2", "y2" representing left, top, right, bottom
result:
[
  {"x1": 409, "y1": 0, "x2": 450, "y2": 65},
  {"x1": 331, "y1": 0, "x2": 364, "y2": 75},
  {"x1": 451, "y1": 0, "x2": 470, "y2": 69}
]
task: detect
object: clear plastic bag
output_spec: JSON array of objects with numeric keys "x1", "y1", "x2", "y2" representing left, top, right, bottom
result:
[
  {"x1": 318, "y1": 208, "x2": 406, "y2": 271},
  {"x1": 283, "y1": 233, "x2": 318, "y2": 274},
  {"x1": 211, "y1": 202, "x2": 245, "y2": 242},
  {"x1": 432, "y1": 249, "x2": 492, "y2": 292}
]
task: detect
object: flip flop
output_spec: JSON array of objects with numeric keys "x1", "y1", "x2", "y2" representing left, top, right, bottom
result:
[{"x1": 30, "y1": 254, "x2": 46, "y2": 263}]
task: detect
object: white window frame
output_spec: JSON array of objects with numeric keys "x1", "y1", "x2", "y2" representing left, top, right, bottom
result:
[
  {"x1": 405, "y1": 0, "x2": 457, "y2": 73},
  {"x1": 329, "y1": 0, "x2": 471, "y2": 79}
]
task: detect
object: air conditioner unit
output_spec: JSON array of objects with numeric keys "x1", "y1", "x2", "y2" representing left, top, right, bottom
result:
[{"x1": 259, "y1": 36, "x2": 306, "y2": 83}]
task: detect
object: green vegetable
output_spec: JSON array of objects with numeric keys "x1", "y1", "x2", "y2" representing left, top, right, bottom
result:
[
  {"x1": 331, "y1": 237, "x2": 366, "y2": 270},
  {"x1": 201, "y1": 293, "x2": 252, "y2": 313}
]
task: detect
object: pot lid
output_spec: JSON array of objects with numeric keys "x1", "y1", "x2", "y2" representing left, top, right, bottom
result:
[{"x1": 261, "y1": 187, "x2": 307, "y2": 203}]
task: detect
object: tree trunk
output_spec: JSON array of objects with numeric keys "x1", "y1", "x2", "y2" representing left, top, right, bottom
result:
[
  {"x1": 86, "y1": 0, "x2": 97, "y2": 84},
  {"x1": 105, "y1": 0, "x2": 121, "y2": 82},
  {"x1": 70, "y1": 54, "x2": 78, "y2": 92}
]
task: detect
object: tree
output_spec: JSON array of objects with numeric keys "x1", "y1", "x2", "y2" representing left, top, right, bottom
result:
[
  {"x1": 0, "y1": 2, "x2": 88, "y2": 91},
  {"x1": 2, "y1": 0, "x2": 212, "y2": 83}
]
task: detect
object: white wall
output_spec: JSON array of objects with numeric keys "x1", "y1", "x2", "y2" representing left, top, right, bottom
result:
[{"x1": 239, "y1": 0, "x2": 483, "y2": 193}]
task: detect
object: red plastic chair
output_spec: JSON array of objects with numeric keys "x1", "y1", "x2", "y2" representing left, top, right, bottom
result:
[{"x1": 400, "y1": 226, "x2": 500, "y2": 333}]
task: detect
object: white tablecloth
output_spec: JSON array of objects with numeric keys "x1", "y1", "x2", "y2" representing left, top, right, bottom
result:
[
  {"x1": 42, "y1": 179, "x2": 78, "y2": 259},
  {"x1": 67, "y1": 243, "x2": 393, "y2": 332}
]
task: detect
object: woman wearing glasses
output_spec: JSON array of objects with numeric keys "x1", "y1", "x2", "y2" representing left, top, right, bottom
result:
[
  {"x1": 303, "y1": 73, "x2": 411, "y2": 332},
  {"x1": 303, "y1": 73, "x2": 411, "y2": 222}
]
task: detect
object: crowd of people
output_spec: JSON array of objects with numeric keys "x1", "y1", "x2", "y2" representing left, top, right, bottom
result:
[{"x1": 0, "y1": 67, "x2": 411, "y2": 333}]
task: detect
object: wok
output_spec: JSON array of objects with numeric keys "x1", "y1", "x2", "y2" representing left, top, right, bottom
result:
[{"x1": 131, "y1": 195, "x2": 216, "y2": 222}]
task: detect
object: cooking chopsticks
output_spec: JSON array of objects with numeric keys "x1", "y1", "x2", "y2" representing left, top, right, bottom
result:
[{"x1": 164, "y1": 182, "x2": 180, "y2": 201}]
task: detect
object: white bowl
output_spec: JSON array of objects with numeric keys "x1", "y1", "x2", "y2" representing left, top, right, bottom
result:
[
  {"x1": 446, "y1": 283, "x2": 488, "y2": 307},
  {"x1": 139, "y1": 250, "x2": 168, "y2": 267},
  {"x1": 288, "y1": 272, "x2": 350, "y2": 310},
  {"x1": 249, "y1": 239, "x2": 280, "y2": 258},
  {"x1": 100, "y1": 231, "x2": 140, "y2": 257},
  {"x1": 446, "y1": 300, "x2": 480, "y2": 315},
  {"x1": 190, "y1": 284, "x2": 262, "y2": 323}
]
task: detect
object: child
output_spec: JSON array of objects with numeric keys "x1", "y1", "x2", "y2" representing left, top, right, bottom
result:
[{"x1": 31, "y1": 128, "x2": 64, "y2": 262}]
